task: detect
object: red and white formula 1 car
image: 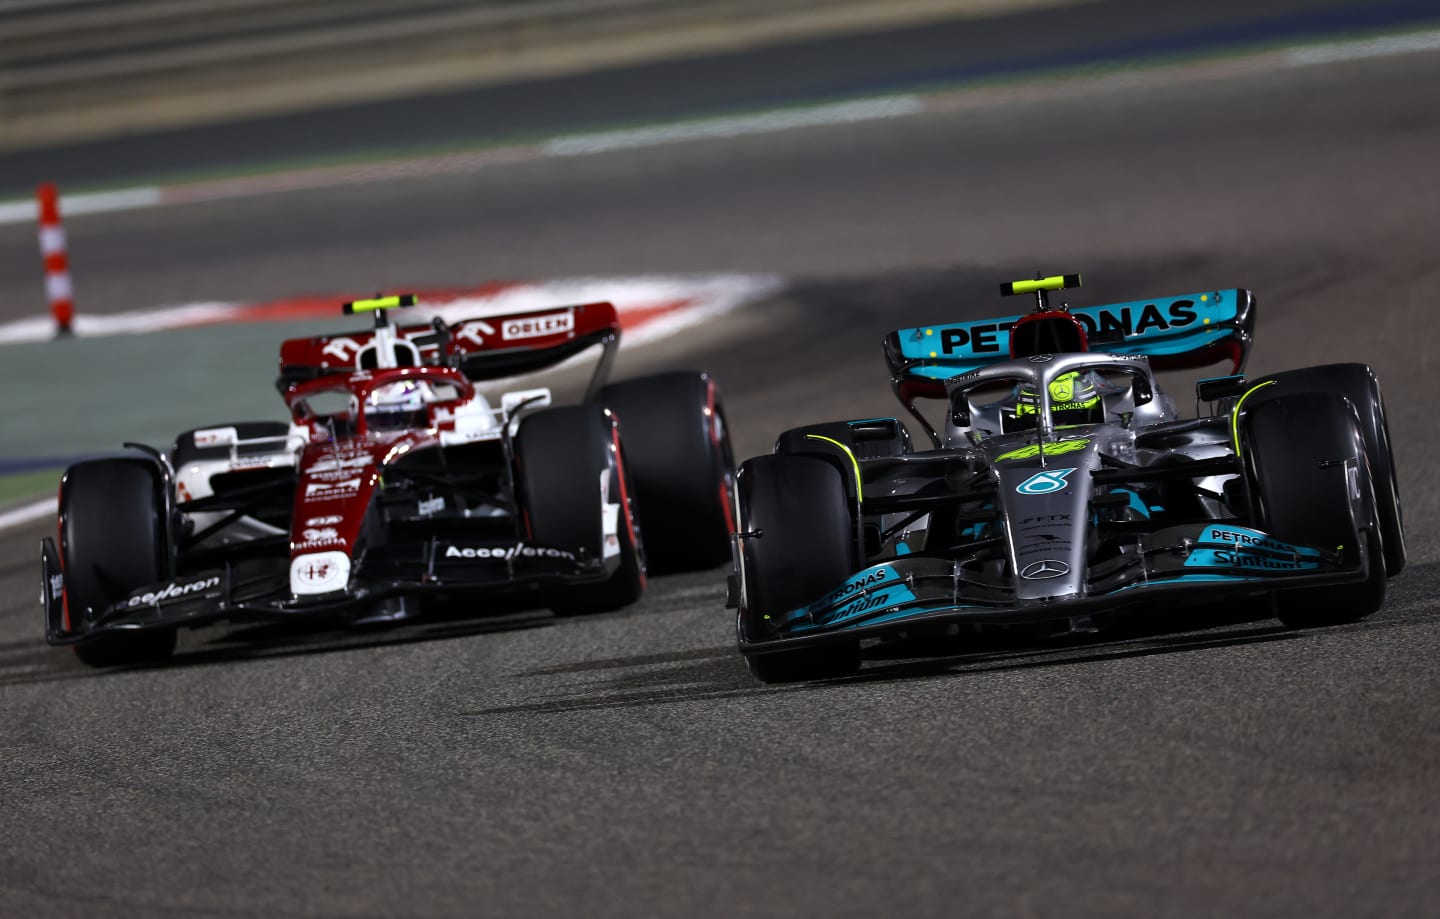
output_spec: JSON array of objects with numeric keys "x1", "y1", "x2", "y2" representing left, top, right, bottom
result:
[{"x1": 42, "y1": 295, "x2": 735, "y2": 666}]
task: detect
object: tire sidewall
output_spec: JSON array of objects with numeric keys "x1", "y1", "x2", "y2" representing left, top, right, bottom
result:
[
  {"x1": 735, "y1": 453, "x2": 854, "y2": 641},
  {"x1": 60, "y1": 457, "x2": 179, "y2": 665},
  {"x1": 1251, "y1": 363, "x2": 1403, "y2": 573},
  {"x1": 599, "y1": 371, "x2": 734, "y2": 572},
  {"x1": 1242, "y1": 392, "x2": 1386, "y2": 625},
  {"x1": 515, "y1": 405, "x2": 645, "y2": 610}
]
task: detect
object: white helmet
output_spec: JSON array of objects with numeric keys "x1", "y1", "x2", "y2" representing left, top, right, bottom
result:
[{"x1": 364, "y1": 380, "x2": 432, "y2": 430}]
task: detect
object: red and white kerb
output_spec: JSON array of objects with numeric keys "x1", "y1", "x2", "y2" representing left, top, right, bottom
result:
[{"x1": 36, "y1": 183, "x2": 74, "y2": 335}]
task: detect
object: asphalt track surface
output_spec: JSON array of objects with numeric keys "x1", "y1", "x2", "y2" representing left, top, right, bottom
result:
[
  {"x1": 1, "y1": 0, "x2": 1437, "y2": 195},
  {"x1": 3, "y1": 48, "x2": 1440, "y2": 919}
]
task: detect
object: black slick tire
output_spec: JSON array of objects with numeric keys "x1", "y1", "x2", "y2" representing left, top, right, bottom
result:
[
  {"x1": 736, "y1": 454, "x2": 860, "y2": 683},
  {"x1": 1243, "y1": 393, "x2": 1385, "y2": 628},
  {"x1": 1252, "y1": 364, "x2": 1404, "y2": 574},
  {"x1": 61, "y1": 459, "x2": 178, "y2": 667},
  {"x1": 515, "y1": 406, "x2": 644, "y2": 615},
  {"x1": 599, "y1": 371, "x2": 734, "y2": 574}
]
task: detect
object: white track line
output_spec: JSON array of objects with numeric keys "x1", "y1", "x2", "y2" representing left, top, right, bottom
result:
[
  {"x1": 1285, "y1": 29, "x2": 1440, "y2": 65},
  {"x1": 0, "y1": 187, "x2": 161, "y2": 224},
  {"x1": 2, "y1": 27, "x2": 1437, "y2": 227},
  {"x1": 0, "y1": 274, "x2": 780, "y2": 343},
  {"x1": 0, "y1": 302, "x2": 241, "y2": 343},
  {"x1": 541, "y1": 96, "x2": 925, "y2": 156},
  {"x1": 0, "y1": 498, "x2": 56, "y2": 532}
]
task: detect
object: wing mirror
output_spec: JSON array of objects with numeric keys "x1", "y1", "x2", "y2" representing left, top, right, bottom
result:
[
  {"x1": 1195, "y1": 374, "x2": 1247, "y2": 402},
  {"x1": 501, "y1": 388, "x2": 553, "y2": 417},
  {"x1": 1131, "y1": 373, "x2": 1154, "y2": 406},
  {"x1": 949, "y1": 399, "x2": 971, "y2": 429}
]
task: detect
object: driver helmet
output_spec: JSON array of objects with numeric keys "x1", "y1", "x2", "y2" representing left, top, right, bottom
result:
[
  {"x1": 364, "y1": 380, "x2": 433, "y2": 430},
  {"x1": 1007, "y1": 371, "x2": 1105, "y2": 431}
]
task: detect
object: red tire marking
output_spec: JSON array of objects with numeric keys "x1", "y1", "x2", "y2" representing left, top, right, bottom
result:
[
  {"x1": 610, "y1": 419, "x2": 645, "y2": 588},
  {"x1": 56, "y1": 482, "x2": 70, "y2": 633},
  {"x1": 719, "y1": 481, "x2": 737, "y2": 535},
  {"x1": 705, "y1": 378, "x2": 737, "y2": 534},
  {"x1": 704, "y1": 378, "x2": 720, "y2": 447}
]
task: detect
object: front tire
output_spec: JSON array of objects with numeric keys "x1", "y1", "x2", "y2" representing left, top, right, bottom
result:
[
  {"x1": 61, "y1": 459, "x2": 178, "y2": 667},
  {"x1": 1252, "y1": 364, "x2": 1404, "y2": 574},
  {"x1": 736, "y1": 454, "x2": 859, "y2": 683},
  {"x1": 515, "y1": 406, "x2": 645, "y2": 615},
  {"x1": 1243, "y1": 392, "x2": 1385, "y2": 628}
]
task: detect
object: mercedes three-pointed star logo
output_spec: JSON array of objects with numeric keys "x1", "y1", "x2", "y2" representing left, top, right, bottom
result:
[{"x1": 1020, "y1": 559, "x2": 1070, "y2": 580}]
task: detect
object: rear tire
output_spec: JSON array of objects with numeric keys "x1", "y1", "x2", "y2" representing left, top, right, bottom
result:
[
  {"x1": 1244, "y1": 393, "x2": 1385, "y2": 628},
  {"x1": 736, "y1": 454, "x2": 859, "y2": 682},
  {"x1": 599, "y1": 372, "x2": 735, "y2": 574},
  {"x1": 516, "y1": 406, "x2": 645, "y2": 615},
  {"x1": 61, "y1": 459, "x2": 178, "y2": 667}
]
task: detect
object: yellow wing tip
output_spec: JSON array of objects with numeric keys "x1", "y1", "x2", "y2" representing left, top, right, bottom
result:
[
  {"x1": 342, "y1": 293, "x2": 417, "y2": 314},
  {"x1": 1000, "y1": 274, "x2": 1081, "y2": 297}
]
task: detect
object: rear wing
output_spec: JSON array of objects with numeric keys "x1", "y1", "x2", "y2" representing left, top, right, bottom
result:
[
  {"x1": 278, "y1": 301, "x2": 621, "y2": 396},
  {"x1": 884, "y1": 288, "x2": 1256, "y2": 401}
]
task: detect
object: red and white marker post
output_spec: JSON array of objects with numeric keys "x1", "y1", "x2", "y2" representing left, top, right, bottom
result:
[{"x1": 36, "y1": 183, "x2": 75, "y2": 336}]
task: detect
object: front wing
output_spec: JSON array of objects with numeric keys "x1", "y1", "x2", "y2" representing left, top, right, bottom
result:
[
  {"x1": 738, "y1": 523, "x2": 1375, "y2": 655},
  {"x1": 42, "y1": 537, "x2": 613, "y2": 645}
]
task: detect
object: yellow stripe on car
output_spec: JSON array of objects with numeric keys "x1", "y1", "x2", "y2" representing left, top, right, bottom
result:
[
  {"x1": 805, "y1": 434, "x2": 863, "y2": 501},
  {"x1": 1231, "y1": 380, "x2": 1278, "y2": 458}
]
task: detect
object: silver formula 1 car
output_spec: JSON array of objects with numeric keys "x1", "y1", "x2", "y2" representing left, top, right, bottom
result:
[
  {"x1": 729, "y1": 274, "x2": 1404, "y2": 682},
  {"x1": 43, "y1": 295, "x2": 735, "y2": 666}
]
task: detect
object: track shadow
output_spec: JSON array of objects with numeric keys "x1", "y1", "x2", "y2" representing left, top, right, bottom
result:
[
  {"x1": 514, "y1": 646, "x2": 738, "y2": 678},
  {"x1": 0, "y1": 572, "x2": 723, "y2": 686},
  {"x1": 0, "y1": 606, "x2": 556, "y2": 687},
  {"x1": 462, "y1": 624, "x2": 1307, "y2": 716},
  {"x1": 178, "y1": 609, "x2": 556, "y2": 669},
  {"x1": 847, "y1": 624, "x2": 1299, "y2": 686},
  {"x1": 465, "y1": 561, "x2": 1440, "y2": 716}
]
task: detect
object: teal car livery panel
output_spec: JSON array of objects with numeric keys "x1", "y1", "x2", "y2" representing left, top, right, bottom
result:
[
  {"x1": 768, "y1": 524, "x2": 1342, "y2": 640},
  {"x1": 1182, "y1": 524, "x2": 1323, "y2": 572},
  {"x1": 779, "y1": 564, "x2": 918, "y2": 633},
  {"x1": 885, "y1": 288, "x2": 1255, "y2": 393}
]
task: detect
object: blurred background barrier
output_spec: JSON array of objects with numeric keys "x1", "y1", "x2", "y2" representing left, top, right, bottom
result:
[{"x1": 0, "y1": 0, "x2": 1076, "y2": 151}]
